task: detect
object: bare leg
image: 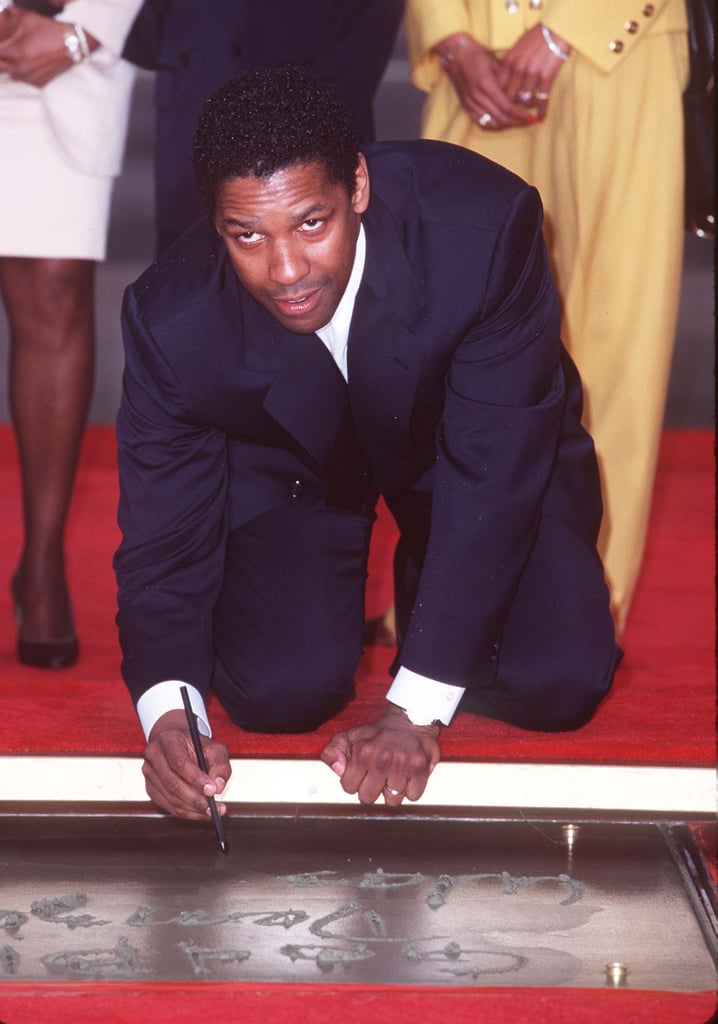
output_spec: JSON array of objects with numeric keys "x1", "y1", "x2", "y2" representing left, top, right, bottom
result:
[
  {"x1": 363, "y1": 603, "x2": 397, "y2": 646},
  {"x1": 0, "y1": 256, "x2": 94, "y2": 663}
]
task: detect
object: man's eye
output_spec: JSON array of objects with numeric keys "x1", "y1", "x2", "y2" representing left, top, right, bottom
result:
[
  {"x1": 238, "y1": 231, "x2": 262, "y2": 244},
  {"x1": 301, "y1": 219, "x2": 324, "y2": 232}
]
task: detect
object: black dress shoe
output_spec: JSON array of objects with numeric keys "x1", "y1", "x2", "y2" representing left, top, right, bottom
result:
[{"x1": 11, "y1": 575, "x2": 79, "y2": 670}]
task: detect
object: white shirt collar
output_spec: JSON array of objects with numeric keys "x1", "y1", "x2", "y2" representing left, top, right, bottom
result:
[{"x1": 315, "y1": 223, "x2": 366, "y2": 381}]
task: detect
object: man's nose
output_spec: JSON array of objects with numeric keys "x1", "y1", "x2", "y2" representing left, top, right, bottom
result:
[{"x1": 268, "y1": 240, "x2": 310, "y2": 286}]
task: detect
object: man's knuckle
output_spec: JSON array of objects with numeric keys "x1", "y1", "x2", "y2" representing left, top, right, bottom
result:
[
  {"x1": 165, "y1": 775, "x2": 186, "y2": 800},
  {"x1": 356, "y1": 740, "x2": 377, "y2": 766}
]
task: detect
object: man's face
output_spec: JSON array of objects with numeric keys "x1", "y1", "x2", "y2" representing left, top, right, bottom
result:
[{"x1": 214, "y1": 156, "x2": 370, "y2": 334}]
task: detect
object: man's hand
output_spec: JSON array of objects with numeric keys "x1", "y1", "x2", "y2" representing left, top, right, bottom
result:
[
  {"x1": 320, "y1": 704, "x2": 441, "y2": 806},
  {"x1": 143, "y1": 709, "x2": 232, "y2": 820}
]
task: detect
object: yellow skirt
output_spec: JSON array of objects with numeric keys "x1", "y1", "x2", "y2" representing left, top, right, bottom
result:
[{"x1": 420, "y1": 31, "x2": 689, "y2": 635}]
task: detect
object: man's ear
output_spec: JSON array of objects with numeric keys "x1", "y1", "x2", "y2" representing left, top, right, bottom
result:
[{"x1": 352, "y1": 153, "x2": 371, "y2": 215}]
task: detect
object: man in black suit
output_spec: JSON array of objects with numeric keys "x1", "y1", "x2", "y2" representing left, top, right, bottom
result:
[
  {"x1": 115, "y1": 67, "x2": 620, "y2": 821},
  {"x1": 123, "y1": 0, "x2": 404, "y2": 252}
]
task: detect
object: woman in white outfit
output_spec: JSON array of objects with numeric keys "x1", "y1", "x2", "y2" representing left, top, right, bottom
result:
[{"x1": 0, "y1": 0, "x2": 141, "y2": 667}]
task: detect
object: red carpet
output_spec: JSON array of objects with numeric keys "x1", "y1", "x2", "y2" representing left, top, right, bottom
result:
[
  {"x1": 0, "y1": 983, "x2": 714, "y2": 1024},
  {"x1": 0, "y1": 428, "x2": 715, "y2": 1023},
  {"x1": 0, "y1": 426, "x2": 714, "y2": 766}
]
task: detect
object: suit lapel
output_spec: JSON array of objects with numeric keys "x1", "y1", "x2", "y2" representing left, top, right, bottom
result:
[
  {"x1": 347, "y1": 195, "x2": 426, "y2": 481},
  {"x1": 222, "y1": 190, "x2": 427, "y2": 479},
  {"x1": 262, "y1": 333, "x2": 349, "y2": 472},
  {"x1": 234, "y1": 275, "x2": 350, "y2": 471}
]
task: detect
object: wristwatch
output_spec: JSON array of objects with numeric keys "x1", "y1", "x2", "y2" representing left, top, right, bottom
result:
[
  {"x1": 62, "y1": 22, "x2": 91, "y2": 64},
  {"x1": 395, "y1": 706, "x2": 443, "y2": 729}
]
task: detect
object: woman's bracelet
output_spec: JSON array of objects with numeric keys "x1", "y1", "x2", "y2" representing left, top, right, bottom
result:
[
  {"x1": 435, "y1": 33, "x2": 475, "y2": 71},
  {"x1": 540, "y1": 24, "x2": 570, "y2": 62},
  {"x1": 62, "y1": 22, "x2": 91, "y2": 64}
]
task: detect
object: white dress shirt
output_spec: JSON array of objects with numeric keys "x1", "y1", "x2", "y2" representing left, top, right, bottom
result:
[{"x1": 137, "y1": 224, "x2": 465, "y2": 740}]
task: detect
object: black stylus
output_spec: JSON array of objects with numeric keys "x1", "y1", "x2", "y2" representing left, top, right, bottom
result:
[{"x1": 180, "y1": 685, "x2": 228, "y2": 854}]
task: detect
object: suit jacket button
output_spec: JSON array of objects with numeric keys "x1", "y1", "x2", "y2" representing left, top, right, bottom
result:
[
  {"x1": 288, "y1": 479, "x2": 304, "y2": 499},
  {"x1": 609, "y1": 39, "x2": 624, "y2": 53}
]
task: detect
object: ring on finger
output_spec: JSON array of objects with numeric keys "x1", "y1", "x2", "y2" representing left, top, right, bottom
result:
[
  {"x1": 385, "y1": 786, "x2": 404, "y2": 797},
  {"x1": 535, "y1": 91, "x2": 550, "y2": 101},
  {"x1": 477, "y1": 112, "x2": 492, "y2": 129},
  {"x1": 517, "y1": 89, "x2": 533, "y2": 104}
]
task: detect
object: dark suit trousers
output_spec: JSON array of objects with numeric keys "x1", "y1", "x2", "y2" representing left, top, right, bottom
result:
[
  {"x1": 212, "y1": 498, "x2": 620, "y2": 736},
  {"x1": 392, "y1": 512, "x2": 622, "y2": 733},
  {"x1": 211, "y1": 502, "x2": 373, "y2": 733}
]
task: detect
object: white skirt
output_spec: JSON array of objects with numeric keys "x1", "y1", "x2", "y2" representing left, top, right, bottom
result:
[{"x1": 0, "y1": 83, "x2": 114, "y2": 261}]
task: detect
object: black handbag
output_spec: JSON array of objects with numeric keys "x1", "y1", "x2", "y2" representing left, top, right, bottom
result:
[{"x1": 684, "y1": 0, "x2": 715, "y2": 238}]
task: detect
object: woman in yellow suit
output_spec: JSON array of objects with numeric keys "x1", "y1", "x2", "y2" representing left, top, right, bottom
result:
[{"x1": 405, "y1": 0, "x2": 688, "y2": 638}]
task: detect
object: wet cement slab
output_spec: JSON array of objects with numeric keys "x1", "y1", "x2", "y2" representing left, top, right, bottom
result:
[{"x1": 0, "y1": 812, "x2": 715, "y2": 990}]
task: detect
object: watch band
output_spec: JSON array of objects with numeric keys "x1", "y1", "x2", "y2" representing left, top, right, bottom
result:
[{"x1": 62, "y1": 23, "x2": 91, "y2": 64}]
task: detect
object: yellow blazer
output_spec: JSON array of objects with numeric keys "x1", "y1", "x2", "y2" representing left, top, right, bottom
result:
[{"x1": 406, "y1": 0, "x2": 687, "y2": 87}]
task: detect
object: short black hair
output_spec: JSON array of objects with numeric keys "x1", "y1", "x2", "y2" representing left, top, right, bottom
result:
[{"x1": 192, "y1": 65, "x2": 361, "y2": 212}]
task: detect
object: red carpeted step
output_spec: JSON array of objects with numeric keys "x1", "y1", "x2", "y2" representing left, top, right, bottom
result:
[{"x1": 0, "y1": 982, "x2": 715, "y2": 1024}]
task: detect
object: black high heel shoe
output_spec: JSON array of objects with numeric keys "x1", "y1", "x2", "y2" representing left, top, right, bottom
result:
[{"x1": 11, "y1": 575, "x2": 79, "y2": 670}]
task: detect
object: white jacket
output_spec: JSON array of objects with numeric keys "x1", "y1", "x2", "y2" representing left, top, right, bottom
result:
[{"x1": 11, "y1": 0, "x2": 144, "y2": 177}]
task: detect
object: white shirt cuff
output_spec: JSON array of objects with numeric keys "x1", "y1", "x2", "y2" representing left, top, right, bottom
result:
[
  {"x1": 136, "y1": 681, "x2": 212, "y2": 741},
  {"x1": 386, "y1": 667, "x2": 465, "y2": 726}
]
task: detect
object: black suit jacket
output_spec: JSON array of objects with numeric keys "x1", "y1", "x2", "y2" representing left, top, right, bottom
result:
[
  {"x1": 116, "y1": 140, "x2": 613, "y2": 702},
  {"x1": 123, "y1": 0, "x2": 404, "y2": 249}
]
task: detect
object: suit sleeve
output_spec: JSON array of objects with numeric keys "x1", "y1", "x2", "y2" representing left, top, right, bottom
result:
[
  {"x1": 399, "y1": 186, "x2": 566, "y2": 686},
  {"x1": 40, "y1": 0, "x2": 143, "y2": 177},
  {"x1": 405, "y1": 0, "x2": 473, "y2": 93},
  {"x1": 114, "y1": 286, "x2": 229, "y2": 705},
  {"x1": 62, "y1": 0, "x2": 146, "y2": 54}
]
